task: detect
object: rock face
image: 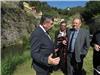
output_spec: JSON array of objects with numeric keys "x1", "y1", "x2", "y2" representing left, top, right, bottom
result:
[{"x1": 1, "y1": 2, "x2": 39, "y2": 48}]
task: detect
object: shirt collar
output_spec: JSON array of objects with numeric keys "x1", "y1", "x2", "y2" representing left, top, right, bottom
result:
[
  {"x1": 39, "y1": 25, "x2": 46, "y2": 33},
  {"x1": 60, "y1": 30, "x2": 64, "y2": 33},
  {"x1": 71, "y1": 28, "x2": 80, "y2": 31}
]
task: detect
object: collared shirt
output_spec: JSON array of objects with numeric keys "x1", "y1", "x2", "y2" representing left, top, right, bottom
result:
[
  {"x1": 68, "y1": 29, "x2": 79, "y2": 52},
  {"x1": 39, "y1": 25, "x2": 51, "y2": 40},
  {"x1": 58, "y1": 30, "x2": 66, "y2": 38},
  {"x1": 39, "y1": 25, "x2": 46, "y2": 33}
]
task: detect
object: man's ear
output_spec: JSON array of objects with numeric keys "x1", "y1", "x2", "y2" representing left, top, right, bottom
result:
[{"x1": 43, "y1": 22, "x2": 47, "y2": 28}]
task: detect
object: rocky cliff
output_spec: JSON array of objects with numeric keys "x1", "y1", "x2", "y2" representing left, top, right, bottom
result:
[{"x1": 1, "y1": 1, "x2": 40, "y2": 48}]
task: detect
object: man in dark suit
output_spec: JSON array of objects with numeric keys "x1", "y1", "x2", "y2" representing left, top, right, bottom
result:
[
  {"x1": 30, "y1": 15, "x2": 60, "y2": 75},
  {"x1": 91, "y1": 30, "x2": 100, "y2": 75},
  {"x1": 67, "y1": 18, "x2": 90, "y2": 75}
]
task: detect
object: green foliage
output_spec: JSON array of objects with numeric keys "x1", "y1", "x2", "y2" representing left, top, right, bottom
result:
[
  {"x1": 22, "y1": 35, "x2": 30, "y2": 50},
  {"x1": 20, "y1": 1, "x2": 60, "y2": 17},
  {"x1": 89, "y1": 15, "x2": 100, "y2": 34},
  {"x1": 81, "y1": 24, "x2": 89, "y2": 30},
  {"x1": 83, "y1": 47, "x2": 93, "y2": 75},
  {"x1": 2, "y1": 56, "x2": 22, "y2": 75},
  {"x1": 86, "y1": 1, "x2": 100, "y2": 15},
  {"x1": 44, "y1": 9, "x2": 59, "y2": 17},
  {"x1": 29, "y1": 1, "x2": 51, "y2": 12},
  {"x1": 1, "y1": 51, "x2": 30, "y2": 75},
  {"x1": 1, "y1": 2, "x2": 40, "y2": 47},
  {"x1": 11, "y1": 48, "x2": 93, "y2": 75},
  {"x1": 81, "y1": 1, "x2": 100, "y2": 23},
  {"x1": 49, "y1": 24, "x2": 59, "y2": 41},
  {"x1": 81, "y1": 1, "x2": 100, "y2": 34}
]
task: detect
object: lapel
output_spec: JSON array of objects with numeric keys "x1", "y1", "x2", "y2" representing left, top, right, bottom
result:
[
  {"x1": 38, "y1": 26, "x2": 52, "y2": 41},
  {"x1": 68, "y1": 29, "x2": 72, "y2": 39},
  {"x1": 75, "y1": 29, "x2": 82, "y2": 46},
  {"x1": 45, "y1": 32, "x2": 52, "y2": 40}
]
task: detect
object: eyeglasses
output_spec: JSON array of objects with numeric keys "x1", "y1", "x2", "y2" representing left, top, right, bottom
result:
[{"x1": 61, "y1": 24, "x2": 66, "y2": 26}]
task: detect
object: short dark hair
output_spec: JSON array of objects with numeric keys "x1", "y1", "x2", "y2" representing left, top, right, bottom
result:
[{"x1": 40, "y1": 15, "x2": 54, "y2": 25}]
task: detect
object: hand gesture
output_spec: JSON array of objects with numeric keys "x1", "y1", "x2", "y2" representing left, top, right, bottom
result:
[
  {"x1": 48, "y1": 54, "x2": 60, "y2": 65},
  {"x1": 94, "y1": 44, "x2": 100, "y2": 51}
]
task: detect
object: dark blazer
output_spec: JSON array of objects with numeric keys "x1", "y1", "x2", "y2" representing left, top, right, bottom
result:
[
  {"x1": 30, "y1": 26, "x2": 54, "y2": 73},
  {"x1": 90, "y1": 30, "x2": 100, "y2": 68},
  {"x1": 67, "y1": 28, "x2": 90, "y2": 62},
  {"x1": 91, "y1": 30, "x2": 100, "y2": 46}
]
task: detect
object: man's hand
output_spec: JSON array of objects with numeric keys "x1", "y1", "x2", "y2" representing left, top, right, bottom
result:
[
  {"x1": 54, "y1": 48, "x2": 59, "y2": 52},
  {"x1": 48, "y1": 54, "x2": 60, "y2": 65},
  {"x1": 94, "y1": 44, "x2": 100, "y2": 51}
]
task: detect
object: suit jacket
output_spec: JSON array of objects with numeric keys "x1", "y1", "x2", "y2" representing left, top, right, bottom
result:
[
  {"x1": 30, "y1": 26, "x2": 54, "y2": 72},
  {"x1": 91, "y1": 30, "x2": 100, "y2": 46},
  {"x1": 67, "y1": 28, "x2": 90, "y2": 62},
  {"x1": 90, "y1": 30, "x2": 100, "y2": 68}
]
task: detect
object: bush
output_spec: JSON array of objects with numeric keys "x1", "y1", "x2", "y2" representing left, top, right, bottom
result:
[{"x1": 1, "y1": 50, "x2": 30, "y2": 75}]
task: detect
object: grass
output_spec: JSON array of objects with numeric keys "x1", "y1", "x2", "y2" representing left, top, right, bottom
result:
[
  {"x1": 12, "y1": 59, "x2": 64, "y2": 75},
  {"x1": 1, "y1": 50, "x2": 30, "y2": 75},
  {"x1": 83, "y1": 47, "x2": 93, "y2": 75},
  {"x1": 12, "y1": 59, "x2": 35, "y2": 75},
  {"x1": 12, "y1": 48, "x2": 93, "y2": 75}
]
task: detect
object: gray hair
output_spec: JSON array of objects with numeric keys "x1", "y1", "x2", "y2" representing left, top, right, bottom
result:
[{"x1": 40, "y1": 15, "x2": 54, "y2": 25}]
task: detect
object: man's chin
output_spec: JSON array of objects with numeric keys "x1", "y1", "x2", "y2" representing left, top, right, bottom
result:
[{"x1": 72, "y1": 27, "x2": 76, "y2": 29}]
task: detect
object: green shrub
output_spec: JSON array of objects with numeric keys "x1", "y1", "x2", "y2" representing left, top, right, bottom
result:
[{"x1": 1, "y1": 50, "x2": 30, "y2": 75}]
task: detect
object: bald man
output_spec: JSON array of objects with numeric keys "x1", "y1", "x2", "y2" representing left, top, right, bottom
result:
[{"x1": 67, "y1": 18, "x2": 90, "y2": 75}]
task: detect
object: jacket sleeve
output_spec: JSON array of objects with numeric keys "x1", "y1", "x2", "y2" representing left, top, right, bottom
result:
[
  {"x1": 54, "y1": 31, "x2": 59, "y2": 48},
  {"x1": 84, "y1": 30, "x2": 90, "y2": 55},
  {"x1": 90, "y1": 33, "x2": 96, "y2": 47},
  {"x1": 30, "y1": 34, "x2": 51, "y2": 67}
]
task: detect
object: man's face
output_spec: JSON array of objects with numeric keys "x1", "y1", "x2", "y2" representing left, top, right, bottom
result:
[
  {"x1": 44, "y1": 20, "x2": 53, "y2": 31},
  {"x1": 60, "y1": 23, "x2": 66, "y2": 31},
  {"x1": 72, "y1": 19, "x2": 81, "y2": 29}
]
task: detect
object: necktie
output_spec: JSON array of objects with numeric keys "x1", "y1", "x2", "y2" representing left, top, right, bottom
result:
[
  {"x1": 69, "y1": 31, "x2": 75, "y2": 52},
  {"x1": 45, "y1": 32, "x2": 51, "y2": 40}
]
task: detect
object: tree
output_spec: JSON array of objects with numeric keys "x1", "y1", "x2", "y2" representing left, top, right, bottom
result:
[
  {"x1": 81, "y1": 1, "x2": 100, "y2": 23},
  {"x1": 81, "y1": 1, "x2": 100, "y2": 34}
]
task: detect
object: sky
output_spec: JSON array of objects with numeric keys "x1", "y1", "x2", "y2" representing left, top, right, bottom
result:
[{"x1": 46, "y1": 1, "x2": 88, "y2": 9}]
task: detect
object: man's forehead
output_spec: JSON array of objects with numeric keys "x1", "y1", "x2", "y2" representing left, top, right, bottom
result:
[
  {"x1": 61, "y1": 23, "x2": 66, "y2": 26},
  {"x1": 73, "y1": 19, "x2": 81, "y2": 22},
  {"x1": 45, "y1": 19, "x2": 52, "y2": 23}
]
